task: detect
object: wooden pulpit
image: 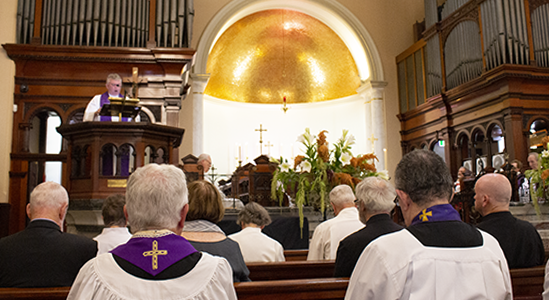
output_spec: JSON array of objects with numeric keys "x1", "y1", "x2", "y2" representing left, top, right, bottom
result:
[
  {"x1": 57, "y1": 122, "x2": 184, "y2": 199},
  {"x1": 179, "y1": 154, "x2": 205, "y2": 183}
]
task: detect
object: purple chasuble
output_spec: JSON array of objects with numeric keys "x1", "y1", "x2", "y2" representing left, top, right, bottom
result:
[
  {"x1": 110, "y1": 230, "x2": 197, "y2": 276},
  {"x1": 410, "y1": 204, "x2": 462, "y2": 226},
  {"x1": 99, "y1": 92, "x2": 129, "y2": 122}
]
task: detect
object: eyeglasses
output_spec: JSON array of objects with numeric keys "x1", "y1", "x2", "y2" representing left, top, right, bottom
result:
[
  {"x1": 394, "y1": 196, "x2": 400, "y2": 206},
  {"x1": 109, "y1": 83, "x2": 121, "y2": 87},
  {"x1": 354, "y1": 199, "x2": 360, "y2": 205}
]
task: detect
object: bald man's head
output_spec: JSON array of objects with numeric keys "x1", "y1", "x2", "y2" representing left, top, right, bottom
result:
[{"x1": 474, "y1": 173, "x2": 512, "y2": 216}]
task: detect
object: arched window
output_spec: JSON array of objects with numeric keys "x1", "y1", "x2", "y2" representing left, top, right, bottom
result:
[
  {"x1": 472, "y1": 129, "x2": 486, "y2": 174},
  {"x1": 529, "y1": 119, "x2": 548, "y2": 152},
  {"x1": 489, "y1": 124, "x2": 505, "y2": 170},
  {"x1": 431, "y1": 140, "x2": 446, "y2": 162},
  {"x1": 28, "y1": 110, "x2": 63, "y2": 183}
]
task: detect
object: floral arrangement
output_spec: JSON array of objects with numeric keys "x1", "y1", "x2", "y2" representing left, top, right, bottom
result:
[
  {"x1": 270, "y1": 128, "x2": 388, "y2": 227},
  {"x1": 525, "y1": 137, "x2": 549, "y2": 215}
]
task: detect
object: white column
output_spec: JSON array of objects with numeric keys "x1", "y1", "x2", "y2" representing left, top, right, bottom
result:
[
  {"x1": 356, "y1": 84, "x2": 372, "y2": 153},
  {"x1": 191, "y1": 74, "x2": 210, "y2": 156},
  {"x1": 359, "y1": 81, "x2": 388, "y2": 171}
]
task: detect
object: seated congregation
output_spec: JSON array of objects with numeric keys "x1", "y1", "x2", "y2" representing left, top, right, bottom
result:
[{"x1": 1, "y1": 150, "x2": 549, "y2": 299}]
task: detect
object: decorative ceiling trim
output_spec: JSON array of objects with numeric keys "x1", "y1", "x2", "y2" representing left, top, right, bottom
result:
[{"x1": 193, "y1": 0, "x2": 383, "y2": 82}]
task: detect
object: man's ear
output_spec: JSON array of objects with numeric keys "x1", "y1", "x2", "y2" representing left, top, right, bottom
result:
[
  {"x1": 178, "y1": 204, "x2": 189, "y2": 228},
  {"x1": 396, "y1": 189, "x2": 411, "y2": 211},
  {"x1": 123, "y1": 205, "x2": 129, "y2": 221},
  {"x1": 26, "y1": 203, "x2": 32, "y2": 219},
  {"x1": 59, "y1": 202, "x2": 68, "y2": 221}
]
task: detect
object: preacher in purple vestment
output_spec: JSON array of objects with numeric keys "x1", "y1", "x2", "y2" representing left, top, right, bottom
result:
[{"x1": 83, "y1": 73, "x2": 126, "y2": 122}]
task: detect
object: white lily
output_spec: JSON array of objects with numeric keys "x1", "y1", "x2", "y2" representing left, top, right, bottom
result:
[
  {"x1": 377, "y1": 170, "x2": 390, "y2": 180},
  {"x1": 341, "y1": 152, "x2": 352, "y2": 165},
  {"x1": 542, "y1": 150, "x2": 549, "y2": 158},
  {"x1": 300, "y1": 160, "x2": 312, "y2": 173},
  {"x1": 280, "y1": 162, "x2": 291, "y2": 172}
]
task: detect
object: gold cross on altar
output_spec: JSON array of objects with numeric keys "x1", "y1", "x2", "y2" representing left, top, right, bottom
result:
[
  {"x1": 123, "y1": 67, "x2": 148, "y2": 98},
  {"x1": 143, "y1": 240, "x2": 167, "y2": 270},
  {"x1": 368, "y1": 133, "x2": 378, "y2": 150},
  {"x1": 255, "y1": 124, "x2": 267, "y2": 153},
  {"x1": 265, "y1": 141, "x2": 273, "y2": 155}
]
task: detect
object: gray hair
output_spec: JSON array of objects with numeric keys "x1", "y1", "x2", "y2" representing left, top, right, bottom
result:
[
  {"x1": 329, "y1": 184, "x2": 356, "y2": 207},
  {"x1": 237, "y1": 202, "x2": 272, "y2": 227},
  {"x1": 356, "y1": 177, "x2": 396, "y2": 213},
  {"x1": 528, "y1": 152, "x2": 539, "y2": 160},
  {"x1": 29, "y1": 182, "x2": 68, "y2": 212},
  {"x1": 125, "y1": 164, "x2": 188, "y2": 233},
  {"x1": 197, "y1": 153, "x2": 211, "y2": 163},
  {"x1": 106, "y1": 73, "x2": 121, "y2": 84},
  {"x1": 394, "y1": 150, "x2": 453, "y2": 206}
]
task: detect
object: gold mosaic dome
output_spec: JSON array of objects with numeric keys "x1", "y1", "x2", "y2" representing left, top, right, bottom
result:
[{"x1": 204, "y1": 9, "x2": 361, "y2": 104}]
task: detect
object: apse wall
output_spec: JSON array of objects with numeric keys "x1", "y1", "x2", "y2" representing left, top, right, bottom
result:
[{"x1": 203, "y1": 94, "x2": 369, "y2": 177}]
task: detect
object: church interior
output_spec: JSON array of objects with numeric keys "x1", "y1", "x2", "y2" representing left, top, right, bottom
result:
[{"x1": 1, "y1": 0, "x2": 549, "y2": 297}]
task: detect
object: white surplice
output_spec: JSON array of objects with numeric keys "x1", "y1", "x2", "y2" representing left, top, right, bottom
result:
[
  {"x1": 93, "y1": 227, "x2": 132, "y2": 255},
  {"x1": 345, "y1": 229, "x2": 512, "y2": 300},
  {"x1": 228, "y1": 227, "x2": 285, "y2": 263},
  {"x1": 307, "y1": 207, "x2": 364, "y2": 260},
  {"x1": 67, "y1": 252, "x2": 237, "y2": 300}
]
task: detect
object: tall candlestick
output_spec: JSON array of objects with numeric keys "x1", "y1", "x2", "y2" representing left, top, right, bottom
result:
[{"x1": 383, "y1": 148, "x2": 388, "y2": 170}]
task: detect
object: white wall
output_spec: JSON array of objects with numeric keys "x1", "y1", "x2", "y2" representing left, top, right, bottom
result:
[{"x1": 203, "y1": 94, "x2": 368, "y2": 176}]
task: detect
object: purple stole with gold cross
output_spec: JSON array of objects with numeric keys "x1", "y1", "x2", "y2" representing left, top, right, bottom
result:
[
  {"x1": 110, "y1": 230, "x2": 197, "y2": 276},
  {"x1": 410, "y1": 204, "x2": 462, "y2": 226}
]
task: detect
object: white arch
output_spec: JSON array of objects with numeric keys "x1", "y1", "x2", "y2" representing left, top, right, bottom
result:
[{"x1": 194, "y1": 0, "x2": 384, "y2": 82}]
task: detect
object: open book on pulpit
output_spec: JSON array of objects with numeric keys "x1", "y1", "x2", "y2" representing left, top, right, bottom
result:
[{"x1": 100, "y1": 97, "x2": 141, "y2": 121}]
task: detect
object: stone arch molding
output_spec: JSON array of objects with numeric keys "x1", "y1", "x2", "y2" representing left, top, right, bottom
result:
[
  {"x1": 191, "y1": 0, "x2": 389, "y2": 169},
  {"x1": 193, "y1": 0, "x2": 384, "y2": 83}
]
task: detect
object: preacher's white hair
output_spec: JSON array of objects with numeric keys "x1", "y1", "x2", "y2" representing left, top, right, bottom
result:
[
  {"x1": 29, "y1": 181, "x2": 68, "y2": 212},
  {"x1": 125, "y1": 164, "x2": 188, "y2": 233},
  {"x1": 105, "y1": 73, "x2": 121, "y2": 84},
  {"x1": 356, "y1": 177, "x2": 396, "y2": 213},
  {"x1": 329, "y1": 184, "x2": 356, "y2": 208}
]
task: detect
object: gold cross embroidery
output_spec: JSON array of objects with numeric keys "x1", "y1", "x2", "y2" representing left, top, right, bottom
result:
[
  {"x1": 419, "y1": 209, "x2": 433, "y2": 222},
  {"x1": 143, "y1": 240, "x2": 168, "y2": 270}
]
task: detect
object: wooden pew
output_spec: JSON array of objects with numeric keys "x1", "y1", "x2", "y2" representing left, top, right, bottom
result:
[
  {"x1": 247, "y1": 260, "x2": 335, "y2": 281},
  {"x1": 0, "y1": 286, "x2": 70, "y2": 299},
  {"x1": 283, "y1": 249, "x2": 308, "y2": 261},
  {"x1": 0, "y1": 265, "x2": 544, "y2": 299},
  {"x1": 235, "y1": 278, "x2": 348, "y2": 300},
  {"x1": 511, "y1": 265, "x2": 545, "y2": 300}
]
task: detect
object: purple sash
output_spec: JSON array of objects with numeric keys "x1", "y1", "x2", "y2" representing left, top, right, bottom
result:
[
  {"x1": 410, "y1": 204, "x2": 462, "y2": 226},
  {"x1": 99, "y1": 92, "x2": 129, "y2": 122},
  {"x1": 110, "y1": 230, "x2": 197, "y2": 276}
]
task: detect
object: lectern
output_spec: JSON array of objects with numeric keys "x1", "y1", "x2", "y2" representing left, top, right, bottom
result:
[{"x1": 57, "y1": 122, "x2": 184, "y2": 199}]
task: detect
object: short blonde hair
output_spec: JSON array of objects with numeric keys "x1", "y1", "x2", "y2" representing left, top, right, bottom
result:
[{"x1": 187, "y1": 180, "x2": 225, "y2": 223}]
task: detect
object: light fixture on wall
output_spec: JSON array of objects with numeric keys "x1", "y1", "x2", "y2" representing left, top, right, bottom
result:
[{"x1": 282, "y1": 96, "x2": 289, "y2": 113}]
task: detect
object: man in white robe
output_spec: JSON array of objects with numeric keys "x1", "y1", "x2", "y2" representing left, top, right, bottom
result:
[
  {"x1": 68, "y1": 164, "x2": 237, "y2": 300},
  {"x1": 345, "y1": 150, "x2": 512, "y2": 300},
  {"x1": 307, "y1": 184, "x2": 364, "y2": 261}
]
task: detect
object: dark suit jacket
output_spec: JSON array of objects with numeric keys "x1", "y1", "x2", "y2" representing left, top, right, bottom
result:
[
  {"x1": 0, "y1": 219, "x2": 98, "y2": 287},
  {"x1": 334, "y1": 214, "x2": 403, "y2": 277},
  {"x1": 477, "y1": 211, "x2": 545, "y2": 268}
]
